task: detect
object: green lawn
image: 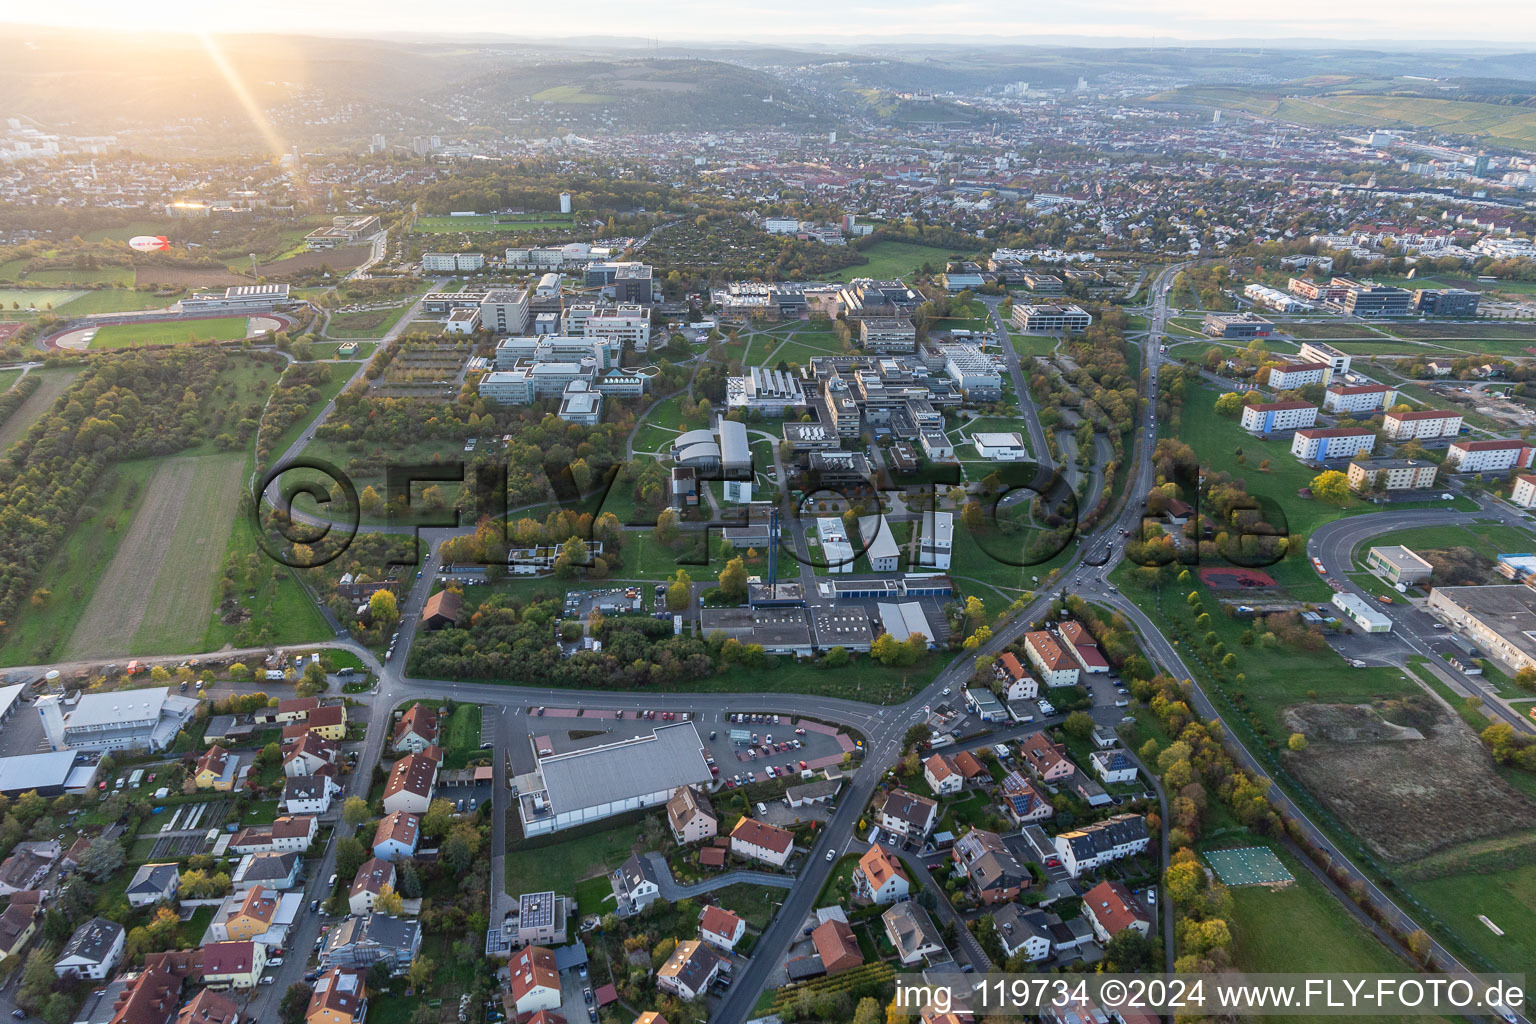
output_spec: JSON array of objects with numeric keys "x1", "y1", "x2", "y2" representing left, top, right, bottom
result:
[
  {"x1": 830, "y1": 240, "x2": 966, "y2": 283},
  {"x1": 19, "y1": 265, "x2": 136, "y2": 287},
  {"x1": 324, "y1": 299, "x2": 423, "y2": 339},
  {"x1": 1363, "y1": 522, "x2": 1536, "y2": 566},
  {"x1": 90, "y1": 317, "x2": 251, "y2": 349},
  {"x1": 440, "y1": 703, "x2": 484, "y2": 769},
  {"x1": 57, "y1": 290, "x2": 176, "y2": 316},
  {"x1": 1227, "y1": 846, "x2": 1409, "y2": 1002},
  {"x1": 1405, "y1": 861, "x2": 1536, "y2": 975},
  {"x1": 709, "y1": 882, "x2": 787, "y2": 930},
  {"x1": 414, "y1": 213, "x2": 576, "y2": 233},
  {"x1": 0, "y1": 369, "x2": 20, "y2": 392},
  {"x1": 505, "y1": 820, "x2": 640, "y2": 896}
]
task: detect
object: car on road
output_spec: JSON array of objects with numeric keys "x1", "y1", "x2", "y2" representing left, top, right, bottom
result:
[
  {"x1": 260, "y1": 977, "x2": 276, "y2": 985},
  {"x1": 941, "y1": 687, "x2": 951, "y2": 695},
  {"x1": 826, "y1": 850, "x2": 836, "y2": 861},
  {"x1": 268, "y1": 957, "x2": 285, "y2": 968}
]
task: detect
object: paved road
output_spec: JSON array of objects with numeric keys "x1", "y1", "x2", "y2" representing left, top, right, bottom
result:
[
  {"x1": 641, "y1": 853, "x2": 794, "y2": 900},
  {"x1": 983, "y1": 296, "x2": 1052, "y2": 469}
]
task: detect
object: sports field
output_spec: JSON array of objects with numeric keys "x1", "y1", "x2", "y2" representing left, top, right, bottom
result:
[
  {"x1": 1206, "y1": 846, "x2": 1294, "y2": 886},
  {"x1": 64, "y1": 453, "x2": 245, "y2": 657},
  {"x1": 87, "y1": 317, "x2": 253, "y2": 349}
]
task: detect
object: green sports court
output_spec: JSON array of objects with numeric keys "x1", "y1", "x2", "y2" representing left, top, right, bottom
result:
[{"x1": 1205, "y1": 846, "x2": 1295, "y2": 886}]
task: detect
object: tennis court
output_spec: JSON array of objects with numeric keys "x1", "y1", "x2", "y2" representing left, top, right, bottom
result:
[{"x1": 1205, "y1": 846, "x2": 1294, "y2": 886}]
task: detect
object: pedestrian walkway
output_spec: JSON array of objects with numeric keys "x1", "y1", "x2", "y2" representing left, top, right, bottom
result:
[{"x1": 643, "y1": 852, "x2": 794, "y2": 900}]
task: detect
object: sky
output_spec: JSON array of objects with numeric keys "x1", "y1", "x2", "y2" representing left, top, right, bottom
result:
[{"x1": 6, "y1": 0, "x2": 1536, "y2": 44}]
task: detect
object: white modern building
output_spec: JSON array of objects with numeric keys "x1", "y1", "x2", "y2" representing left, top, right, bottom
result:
[
  {"x1": 421, "y1": 252, "x2": 485, "y2": 272},
  {"x1": 1322, "y1": 384, "x2": 1395, "y2": 414},
  {"x1": 919, "y1": 510, "x2": 953, "y2": 570},
  {"x1": 564, "y1": 303, "x2": 652, "y2": 354},
  {"x1": 972, "y1": 432, "x2": 1028, "y2": 460},
  {"x1": 726, "y1": 368, "x2": 807, "y2": 415},
  {"x1": 943, "y1": 346, "x2": 1002, "y2": 399},
  {"x1": 1297, "y1": 342, "x2": 1352, "y2": 376},
  {"x1": 817, "y1": 518, "x2": 856, "y2": 574},
  {"x1": 557, "y1": 380, "x2": 603, "y2": 425},
  {"x1": 1332, "y1": 592, "x2": 1392, "y2": 633},
  {"x1": 37, "y1": 688, "x2": 199, "y2": 754},
  {"x1": 1511, "y1": 473, "x2": 1536, "y2": 509},
  {"x1": 858, "y1": 515, "x2": 902, "y2": 573}
]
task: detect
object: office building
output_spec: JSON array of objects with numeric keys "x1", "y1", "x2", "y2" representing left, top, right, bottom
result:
[
  {"x1": 971, "y1": 432, "x2": 1029, "y2": 459},
  {"x1": 420, "y1": 252, "x2": 485, "y2": 272},
  {"x1": 1203, "y1": 312, "x2": 1272, "y2": 339},
  {"x1": 1244, "y1": 282, "x2": 1307, "y2": 312},
  {"x1": 1288, "y1": 278, "x2": 1349, "y2": 304},
  {"x1": 859, "y1": 318, "x2": 918, "y2": 353},
  {"x1": 1240, "y1": 401, "x2": 1316, "y2": 434},
  {"x1": 857, "y1": 516, "x2": 902, "y2": 572},
  {"x1": 564, "y1": 303, "x2": 651, "y2": 353},
  {"x1": 1338, "y1": 279, "x2": 1412, "y2": 317},
  {"x1": 304, "y1": 215, "x2": 380, "y2": 250},
  {"x1": 1511, "y1": 473, "x2": 1536, "y2": 508},
  {"x1": 1011, "y1": 303, "x2": 1092, "y2": 334},
  {"x1": 1413, "y1": 288, "x2": 1480, "y2": 317},
  {"x1": 556, "y1": 380, "x2": 603, "y2": 425},
  {"x1": 1382, "y1": 409, "x2": 1463, "y2": 441},
  {"x1": 1291, "y1": 427, "x2": 1376, "y2": 462},
  {"x1": 726, "y1": 368, "x2": 807, "y2": 415},
  {"x1": 1333, "y1": 592, "x2": 1392, "y2": 632},
  {"x1": 479, "y1": 289, "x2": 530, "y2": 335},
  {"x1": 1296, "y1": 342, "x2": 1352, "y2": 376},
  {"x1": 1428, "y1": 585, "x2": 1536, "y2": 672}
]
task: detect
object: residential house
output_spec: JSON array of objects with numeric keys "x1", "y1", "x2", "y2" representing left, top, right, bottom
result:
[
  {"x1": 0, "y1": 844, "x2": 56, "y2": 895},
  {"x1": 349, "y1": 859, "x2": 397, "y2": 917},
  {"x1": 855, "y1": 845, "x2": 910, "y2": 905},
  {"x1": 1000, "y1": 772, "x2": 1055, "y2": 826},
  {"x1": 1053, "y1": 814, "x2": 1150, "y2": 877},
  {"x1": 381, "y1": 752, "x2": 438, "y2": 815},
  {"x1": 786, "y1": 776, "x2": 842, "y2": 809},
  {"x1": 177, "y1": 988, "x2": 240, "y2": 1024},
  {"x1": 54, "y1": 917, "x2": 124, "y2": 979},
  {"x1": 230, "y1": 816, "x2": 318, "y2": 856},
  {"x1": 126, "y1": 863, "x2": 181, "y2": 908},
  {"x1": 1019, "y1": 737, "x2": 1075, "y2": 783},
  {"x1": 923, "y1": 754, "x2": 964, "y2": 796},
  {"x1": 201, "y1": 940, "x2": 265, "y2": 990},
  {"x1": 219, "y1": 887, "x2": 280, "y2": 942},
  {"x1": 281, "y1": 774, "x2": 340, "y2": 815},
  {"x1": 729, "y1": 818, "x2": 795, "y2": 868},
  {"x1": 611, "y1": 853, "x2": 663, "y2": 915},
  {"x1": 698, "y1": 906, "x2": 745, "y2": 952},
  {"x1": 306, "y1": 705, "x2": 347, "y2": 741},
  {"x1": 231, "y1": 852, "x2": 301, "y2": 892},
  {"x1": 1023, "y1": 632, "x2": 1080, "y2": 687},
  {"x1": 993, "y1": 903, "x2": 1052, "y2": 962},
  {"x1": 320, "y1": 914, "x2": 421, "y2": 975},
  {"x1": 194, "y1": 746, "x2": 240, "y2": 791},
  {"x1": 665, "y1": 787, "x2": 718, "y2": 845},
  {"x1": 513, "y1": 891, "x2": 570, "y2": 948},
  {"x1": 811, "y1": 919, "x2": 863, "y2": 974},
  {"x1": 283, "y1": 732, "x2": 339, "y2": 778},
  {"x1": 996, "y1": 652, "x2": 1038, "y2": 701},
  {"x1": 1089, "y1": 749, "x2": 1138, "y2": 785},
  {"x1": 393, "y1": 704, "x2": 439, "y2": 754},
  {"x1": 950, "y1": 829, "x2": 1030, "y2": 905},
  {"x1": 105, "y1": 956, "x2": 185, "y2": 1024},
  {"x1": 951, "y1": 750, "x2": 986, "y2": 781},
  {"x1": 1083, "y1": 880, "x2": 1151, "y2": 942},
  {"x1": 883, "y1": 902, "x2": 946, "y2": 966},
  {"x1": 0, "y1": 902, "x2": 39, "y2": 962},
  {"x1": 1057, "y1": 621, "x2": 1109, "y2": 674},
  {"x1": 508, "y1": 945, "x2": 561, "y2": 1015},
  {"x1": 371, "y1": 811, "x2": 421, "y2": 862},
  {"x1": 306, "y1": 968, "x2": 367, "y2": 1024},
  {"x1": 267, "y1": 697, "x2": 320, "y2": 724},
  {"x1": 656, "y1": 940, "x2": 719, "y2": 1001},
  {"x1": 877, "y1": 789, "x2": 938, "y2": 840}
]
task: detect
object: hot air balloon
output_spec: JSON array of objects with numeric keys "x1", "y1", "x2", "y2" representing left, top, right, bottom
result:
[{"x1": 128, "y1": 235, "x2": 171, "y2": 253}]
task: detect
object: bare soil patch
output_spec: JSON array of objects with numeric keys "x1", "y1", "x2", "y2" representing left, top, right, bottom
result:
[
  {"x1": 1283, "y1": 698, "x2": 1536, "y2": 863},
  {"x1": 256, "y1": 246, "x2": 372, "y2": 279},
  {"x1": 135, "y1": 266, "x2": 248, "y2": 290}
]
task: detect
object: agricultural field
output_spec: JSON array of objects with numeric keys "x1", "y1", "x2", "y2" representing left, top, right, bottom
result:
[
  {"x1": 0, "y1": 287, "x2": 84, "y2": 310},
  {"x1": 829, "y1": 240, "x2": 964, "y2": 282},
  {"x1": 88, "y1": 316, "x2": 253, "y2": 349},
  {"x1": 13, "y1": 265, "x2": 136, "y2": 287},
  {"x1": 413, "y1": 213, "x2": 576, "y2": 233},
  {"x1": 64, "y1": 453, "x2": 246, "y2": 658}
]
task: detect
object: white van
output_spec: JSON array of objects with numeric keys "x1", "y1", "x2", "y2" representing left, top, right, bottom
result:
[{"x1": 756, "y1": 802, "x2": 768, "y2": 816}]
